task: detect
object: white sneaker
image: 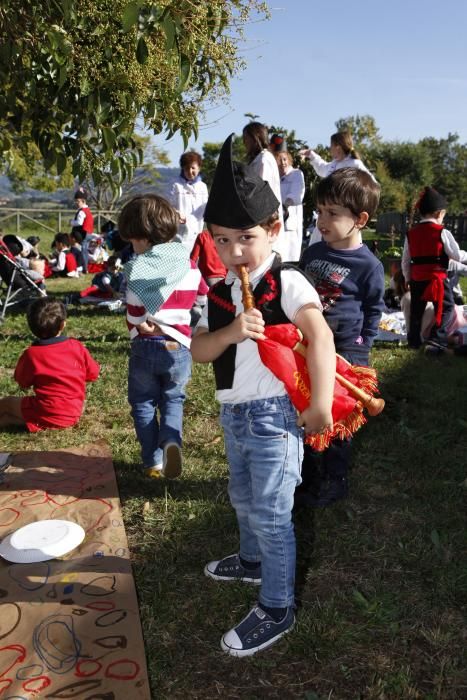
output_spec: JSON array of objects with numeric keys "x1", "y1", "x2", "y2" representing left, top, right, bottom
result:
[
  {"x1": 162, "y1": 443, "x2": 182, "y2": 479},
  {"x1": 144, "y1": 464, "x2": 163, "y2": 479}
]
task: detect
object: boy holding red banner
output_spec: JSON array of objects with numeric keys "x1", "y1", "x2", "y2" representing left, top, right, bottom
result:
[
  {"x1": 191, "y1": 134, "x2": 336, "y2": 657},
  {"x1": 401, "y1": 186, "x2": 465, "y2": 352},
  {"x1": 296, "y1": 168, "x2": 384, "y2": 508}
]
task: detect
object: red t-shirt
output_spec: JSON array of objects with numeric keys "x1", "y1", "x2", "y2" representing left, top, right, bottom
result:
[
  {"x1": 14, "y1": 336, "x2": 100, "y2": 432},
  {"x1": 190, "y1": 230, "x2": 227, "y2": 281}
]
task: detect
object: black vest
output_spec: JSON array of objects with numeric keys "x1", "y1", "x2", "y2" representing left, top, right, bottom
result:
[{"x1": 208, "y1": 257, "x2": 306, "y2": 389}]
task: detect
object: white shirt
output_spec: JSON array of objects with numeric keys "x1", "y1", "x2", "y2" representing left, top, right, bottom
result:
[
  {"x1": 401, "y1": 218, "x2": 467, "y2": 281},
  {"x1": 70, "y1": 209, "x2": 86, "y2": 227},
  {"x1": 198, "y1": 253, "x2": 322, "y2": 403},
  {"x1": 249, "y1": 150, "x2": 295, "y2": 261},
  {"x1": 280, "y1": 166, "x2": 305, "y2": 261},
  {"x1": 307, "y1": 151, "x2": 376, "y2": 181},
  {"x1": 168, "y1": 176, "x2": 208, "y2": 253}
]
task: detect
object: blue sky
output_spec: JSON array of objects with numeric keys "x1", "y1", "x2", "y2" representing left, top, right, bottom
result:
[{"x1": 151, "y1": 0, "x2": 467, "y2": 166}]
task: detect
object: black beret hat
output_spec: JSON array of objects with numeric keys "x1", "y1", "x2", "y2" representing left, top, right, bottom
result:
[
  {"x1": 416, "y1": 187, "x2": 447, "y2": 215},
  {"x1": 74, "y1": 187, "x2": 88, "y2": 200},
  {"x1": 270, "y1": 133, "x2": 287, "y2": 153},
  {"x1": 204, "y1": 133, "x2": 280, "y2": 229}
]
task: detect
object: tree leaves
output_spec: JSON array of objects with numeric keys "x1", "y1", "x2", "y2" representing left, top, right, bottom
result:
[
  {"x1": 179, "y1": 54, "x2": 192, "y2": 91},
  {"x1": 136, "y1": 36, "x2": 148, "y2": 64},
  {"x1": 101, "y1": 127, "x2": 116, "y2": 152},
  {"x1": 122, "y1": 2, "x2": 142, "y2": 33},
  {"x1": 0, "y1": 0, "x2": 269, "y2": 185}
]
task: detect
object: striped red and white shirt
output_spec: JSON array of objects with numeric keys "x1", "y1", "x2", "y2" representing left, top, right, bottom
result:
[{"x1": 126, "y1": 260, "x2": 207, "y2": 346}]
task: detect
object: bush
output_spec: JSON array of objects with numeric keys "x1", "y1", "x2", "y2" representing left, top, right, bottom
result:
[{"x1": 384, "y1": 245, "x2": 403, "y2": 259}]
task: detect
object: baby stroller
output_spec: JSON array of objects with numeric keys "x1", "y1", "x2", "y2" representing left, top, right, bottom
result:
[{"x1": 0, "y1": 239, "x2": 47, "y2": 323}]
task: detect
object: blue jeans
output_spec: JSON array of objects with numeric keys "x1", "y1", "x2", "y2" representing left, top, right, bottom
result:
[
  {"x1": 128, "y1": 337, "x2": 192, "y2": 468},
  {"x1": 220, "y1": 395, "x2": 303, "y2": 608}
]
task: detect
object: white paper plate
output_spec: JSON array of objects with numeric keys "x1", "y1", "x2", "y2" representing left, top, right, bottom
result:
[{"x1": 0, "y1": 520, "x2": 85, "y2": 563}]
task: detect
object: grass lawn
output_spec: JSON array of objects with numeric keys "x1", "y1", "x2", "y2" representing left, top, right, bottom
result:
[{"x1": 1, "y1": 273, "x2": 466, "y2": 699}]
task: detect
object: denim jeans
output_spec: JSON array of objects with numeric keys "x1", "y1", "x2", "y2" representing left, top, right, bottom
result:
[
  {"x1": 220, "y1": 395, "x2": 303, "y2": 608},
  {"x1": 128, "y1": 337, "x2": 192, "y2": 468}
]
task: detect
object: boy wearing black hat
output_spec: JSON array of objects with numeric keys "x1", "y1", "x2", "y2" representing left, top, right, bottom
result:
[
  {"x1": 70, "y1": 187, "x2": 94, "y2": 237},
  {"x1": 191, "y1": 134, "x2": 336, "y2": 657},
  {"x1": 71, "y1": 188, "x2": 94, "y2": 272},
  {"x1": 401, "y1": 186, "x2": 466, "y2": 351}
]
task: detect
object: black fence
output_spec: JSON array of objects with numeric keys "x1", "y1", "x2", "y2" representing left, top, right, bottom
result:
[{"x1": 376, "y1": 212, "x2": 467, "y2": 245}]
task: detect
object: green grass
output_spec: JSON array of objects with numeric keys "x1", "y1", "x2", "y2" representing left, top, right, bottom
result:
[{"x1": 1, "y1": 277, "x2": 467, "y2": 699}]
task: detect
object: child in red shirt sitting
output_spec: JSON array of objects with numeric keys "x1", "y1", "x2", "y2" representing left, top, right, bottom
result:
[
  {"x1": 49, "y1": 232, "x2": 80, "y2": 278},
  {"x1": 0, "y1": 297, "x2": 100, "y2": 431}
]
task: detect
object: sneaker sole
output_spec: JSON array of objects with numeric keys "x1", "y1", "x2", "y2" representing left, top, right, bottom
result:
[
  {"x1": 162, "y1": 444, "x2": 182, "y2": 479},
  {"x1": 204, "y1": 564, "x2": 261, "y2": 585},
  {"x1": 220, "y1": 618, "x2": 295, "y2": 657}
]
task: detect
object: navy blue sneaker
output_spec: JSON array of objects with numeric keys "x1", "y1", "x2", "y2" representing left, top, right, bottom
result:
[
  {"x1": 204, "y1": 554, "x2": 261, "y2": 584},
  {"x1": 221, "y1": 605, "x2": 295, "y2": 657},
  {"x1": 424, "y1": 341, "x2": 446, "y2": 356}
]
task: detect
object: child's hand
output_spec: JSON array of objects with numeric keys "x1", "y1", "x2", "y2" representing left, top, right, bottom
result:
[
  {"x1": 297, "y1": 405, "x2": 333, "y2": 435},
  {"x1": 137, "y1": 320, "x2": 162, "y2": 335},
  {"x1": 227, "y1": 309, "x2": 265, "y2": 344}
]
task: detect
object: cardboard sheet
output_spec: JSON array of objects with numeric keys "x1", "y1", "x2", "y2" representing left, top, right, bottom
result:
[{"x1": 0, "y1": 440, "x2": 151, "y2": 699}]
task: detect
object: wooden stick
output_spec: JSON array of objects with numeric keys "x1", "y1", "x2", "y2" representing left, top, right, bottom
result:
[
  {"x1": 237, "y1": 264, "x2": 385, "y2": 416},
  {"x1": 238, "y1": 265, "x2": 255, "y2": 310},
  {"x1": 292, "y1": 340, "x2": 385, "y2": 416},
  {"x1": 333, "y1": 371, "x2": 385, "y2": 416}
]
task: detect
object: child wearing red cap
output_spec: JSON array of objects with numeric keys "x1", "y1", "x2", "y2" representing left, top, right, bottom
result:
[{"x1": 401, "y1": 186, "x2": 466, "y2": 351}]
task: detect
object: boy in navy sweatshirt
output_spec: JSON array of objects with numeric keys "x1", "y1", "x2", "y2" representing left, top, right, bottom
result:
[{"x1": 296, "y1": 168, "x2": 385, "y2": 507}]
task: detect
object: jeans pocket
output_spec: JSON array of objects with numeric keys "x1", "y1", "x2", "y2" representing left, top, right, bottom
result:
[{"x1": 248, "y1": 407, "x2": 287, "y2": 439}]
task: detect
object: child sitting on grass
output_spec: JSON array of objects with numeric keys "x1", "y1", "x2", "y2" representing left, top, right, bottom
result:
[
  {"x1": 119, "y1": 194, "x2": 207, "y2": 479},
  {"x1": 0, "y1": 297, "x2": 100, "y2": 431},
  {"x1": 77, "y1": 255, "x2": 125, "y2": 302},
  {"x1": 49, "y1": 232, "x2": 80, "y2": 277}
]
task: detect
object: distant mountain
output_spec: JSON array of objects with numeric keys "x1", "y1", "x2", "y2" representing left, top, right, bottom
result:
[
  {"x1": 152, "y1": 167, "x2": 180, "y2": 195},
  {"x1": 0, "y1": 167, "x2": 181, "y2": 208}
]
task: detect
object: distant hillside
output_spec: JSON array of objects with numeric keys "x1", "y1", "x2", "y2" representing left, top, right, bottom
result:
[
  {"x1": 152, "y1": 167, "x2": 180, "y2": 196},
  {"x1": 0, "y1": 167, "x2": 180, "y2": 208}
]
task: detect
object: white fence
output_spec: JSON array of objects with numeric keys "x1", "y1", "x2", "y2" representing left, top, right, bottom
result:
[{"x1": 0, "y1": 208, "x2": 118, "y2": 236}]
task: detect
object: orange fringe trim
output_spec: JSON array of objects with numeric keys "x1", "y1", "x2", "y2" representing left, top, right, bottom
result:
[
  {"x1": 349, "y1": 365, "x2": 379, "y2": 395},
  {"x1": 305, "y1": 403, "x2": 367, "y2": 451}
]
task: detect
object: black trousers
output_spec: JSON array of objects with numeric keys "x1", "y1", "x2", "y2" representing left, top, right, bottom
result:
[
  {"x1": 408, "y1": 278, "x2": 454, "y2": 348},
  {"x1": 300, "y1": 348, "x2": 369, "y2": 488}
]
